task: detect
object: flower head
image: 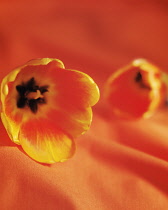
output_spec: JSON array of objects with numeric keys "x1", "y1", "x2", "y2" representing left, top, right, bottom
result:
[
  {"x1": 104, "y1": 59, "x2": 167, "y2": 119},
  {"x1": 0, "y1": 58, "x2": 100, "y2": 163}
]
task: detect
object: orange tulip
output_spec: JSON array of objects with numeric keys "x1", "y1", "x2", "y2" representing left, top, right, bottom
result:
[
  {"x1": 0, "y1": 58, "x2": 100, "y2": 163},
  {"x1": 104, "y1": 59, "x2": 167, "y2": 119}
]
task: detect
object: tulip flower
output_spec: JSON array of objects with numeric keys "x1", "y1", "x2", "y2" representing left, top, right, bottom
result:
[
  {"x1": 104, "y1": 59, "x2": 167, "y2": 119},
  {"x1": 0, "y1": 58, "x2": 100, "y2": 163}
]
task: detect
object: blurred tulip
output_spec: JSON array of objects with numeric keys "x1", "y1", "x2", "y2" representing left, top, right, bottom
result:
[
  {"x1": 0, "y1": 58, "x2": 100, "y2": 163},
  {"x1": 104, "y1": 59, "x2": 167, "y2": 119}
]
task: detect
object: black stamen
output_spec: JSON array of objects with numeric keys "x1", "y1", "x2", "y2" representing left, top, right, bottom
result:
[
  {"x1": 16, "y1": 85, "x2": 27, "y2": 96},
  {"x1": 135, "y1": 72, "x2": 151, "y2": 90},
  {"x1": 39, "y1": 85, "x2": 49, "y2": 94},
  {"x1": 135, "y1": 72, "x2": 142, "y2": 82},
  {"x1": 28, "y1": 99, "x2": 38, "y2": 113},
  {"x1": 17, "y1": 97, "x2": 27, "y2": 108},
  {"x1": 36, "y1": 98, "x2": 46, "y2": 104},
  {"x1": 26, "y1": 77, "x2": 37, "y2": 91},
  {"x1": 16, "y1": 77, "x2": 49, "y2": 113}
]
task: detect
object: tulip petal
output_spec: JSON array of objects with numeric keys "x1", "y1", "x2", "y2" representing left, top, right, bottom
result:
[
  {"x1": 45, "y1": 67, "x2": 99, "y2": 137},
  {"x1": 48, "y1": 107, "x2": 92, "y2": 138},
  {"x1": 48, "y1": 68, "x2": 100, "y2": 109},
  {"x1": 26, "y1": 58, "x2": 65, "y2": 69},
  {"x1": 0, "y1": 58, "x2": 100, "y2": 163},
  {"x1": 104, "y1": 59, "x2": 166, "y2": 118},
  {"x1": 18, "y1": 119, "x2": 75, "y2": 163},
  {"x1": 3, "y1": 63, "x2": 99, "y2": 140},
  {"x1": 0, "y1": 58, "x2": 66, "y2": 143}
]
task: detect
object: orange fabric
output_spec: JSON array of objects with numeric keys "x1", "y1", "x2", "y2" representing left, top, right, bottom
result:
[{"x1": 0, "y1": 0, "x2": 168, "y2": 209}]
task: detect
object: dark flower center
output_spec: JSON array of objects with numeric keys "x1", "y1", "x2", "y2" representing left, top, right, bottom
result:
[
  {"x1": 16, "y1": 77, "x2": 49, "y2": 113},
  {"x1": 135, "y1": 72, "x2": 142, "y2": 82},
  {"x1": 135, "y1": 72, "x2": 151, "y2": 90}
]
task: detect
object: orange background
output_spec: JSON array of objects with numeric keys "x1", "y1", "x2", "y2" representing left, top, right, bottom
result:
[{"x1": 0, "y1": 0, "x2": 168, "y2": 209}]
